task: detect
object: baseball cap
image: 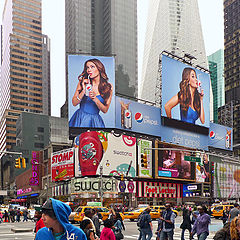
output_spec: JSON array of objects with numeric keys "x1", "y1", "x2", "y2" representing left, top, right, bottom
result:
[{"x1": 42, "y1": 199, "x2": 53, "y2": 211}]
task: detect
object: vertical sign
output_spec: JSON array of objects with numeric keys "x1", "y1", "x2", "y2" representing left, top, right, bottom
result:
[{"x1": 29, "y1": 151, "x2": 39, "y2": 186}]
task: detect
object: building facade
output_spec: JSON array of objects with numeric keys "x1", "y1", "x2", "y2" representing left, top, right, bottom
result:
[
  {"x1": 208, "y1": 49, "x2": 225, "y2": 123},
  {"x1": 63, "y1": 0, "x2": 138, "y2": 118},
  {"x1": 140, "y1": 0, "x2": 208, "y2": 103},
  {"x1": 224, "y1": 0, "x2": 240, "y2": 146}
]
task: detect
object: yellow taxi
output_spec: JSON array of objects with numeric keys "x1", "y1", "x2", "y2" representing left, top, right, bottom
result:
[
  {"x1": 123, "y1": 208, "x2": 160, "y2": 221},
  {"x1": 73, "y1": 206, "x2": 124, "y2": 223},
  {"x1": 151, "y1": 205, "x2": 179, "y2": 216},
  {"x1": 211, "y1": 204, "x2": 234, "y2": 218}
]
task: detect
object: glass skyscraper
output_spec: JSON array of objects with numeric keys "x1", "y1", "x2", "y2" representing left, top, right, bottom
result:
[{"x1": 208, "y1": 49, "x2": 225, "y2": 123}]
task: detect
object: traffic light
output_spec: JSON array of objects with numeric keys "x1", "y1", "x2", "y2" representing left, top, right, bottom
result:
[
  {"x1": 15, "y1": 157, "x2": 21, "y2": 168},
  {"x1": 21, "y1": 157, "x2": 26, "y2": 168},
  {"x1": 141, "y1": 153, "x2": 148, "y2": 168}
]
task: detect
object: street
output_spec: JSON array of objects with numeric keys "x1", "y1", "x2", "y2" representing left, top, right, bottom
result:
[{"x1": 0, "y1": 216, "x2": 223, "y2": 239}]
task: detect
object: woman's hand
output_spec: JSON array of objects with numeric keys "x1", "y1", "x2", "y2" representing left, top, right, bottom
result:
[
  {"x1": 89, "y1": 90, "x2": 96, "y2": 101},
  {"x1": 200, "y1": 89, "x2": 204, "y2": 101}
]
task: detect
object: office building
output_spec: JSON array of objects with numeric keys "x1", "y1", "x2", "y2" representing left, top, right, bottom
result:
[
  {"x1": 63, "y1": 0, "x2": 138, "y2": 117},
  {"x1": 224, "y1": 0, "x2": 240, "y2": 146},
  {"x1": 208, "y1": 49, "x2": 225, "y2": 123},
  {"x1": 140, "y1": 0, "x2": 208, "y2": 103},
  {"x1": 0, "y1": 0, "x2": 51, "y2": 154}
]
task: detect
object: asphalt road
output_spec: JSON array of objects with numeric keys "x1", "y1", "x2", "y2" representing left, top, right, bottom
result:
[{"x1": 0, "y1": 216, "x2": 223, "y2": 239}]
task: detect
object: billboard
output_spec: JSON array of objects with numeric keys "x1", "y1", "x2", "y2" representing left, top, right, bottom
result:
[
  {"x1": 115, "y1": 96, "x2": 161, "y2": 136},
  {"x1": 196, "y1": 153, "x2": 210, "y2": 183},
  {"x1": 213, "y1": 162, "x2": 240, "y2": 199},
  {"x1": 162, "y1": 54, "x2": 210, "y2": 128},
  {"x1": 68, "y1": 55, "x2": 115, "y2": 129},
  {"x1": 158, "y1": 146, "x2": 195, "y2": 181},
  {"x1": 183, "y1": 183, "x2": 210, "y2": 197},
  {"x1": 74, "y1": 131, "x2": 136, "y2": 177},
  {"x1": 209, "y1": 122, "x2": 232, "y2": 150},
  {"x1": 138, "y1": 139, "x2": 152, "y2": 178},
  {"x1": 51, "y1": 148, "x2": 75, "y2": 182}
]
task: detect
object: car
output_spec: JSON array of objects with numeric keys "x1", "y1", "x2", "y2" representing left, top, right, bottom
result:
[
  {"x1": 73, "y1": 206, "x2": 124, "y2": 223},
  {"x1": 211, "y1": 204, "x2": 234, "y2": 218},
  {"x1": 123, "y1": 208, "x2": 160, "y2": 221},
  {"x1": 151, "y1": 205, "x2": 179, "y2": 216}
]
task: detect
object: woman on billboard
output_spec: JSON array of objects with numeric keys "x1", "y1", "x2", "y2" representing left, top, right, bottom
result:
[
  {"x1": 69, "y1": 58, "x2": 113, "y2": 127},
  {"x1": 164, "y1": 67, "x2": 205, "y2": 124}
]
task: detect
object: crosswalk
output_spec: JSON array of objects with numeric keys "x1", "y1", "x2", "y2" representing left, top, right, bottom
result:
[{"x1": 123, "y1": 228, "x2": 216, "y2": 240}]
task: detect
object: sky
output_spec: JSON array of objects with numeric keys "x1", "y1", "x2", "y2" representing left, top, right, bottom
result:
[{"x1": 0, "y1": 0, "x2": 224, "y2": 117}]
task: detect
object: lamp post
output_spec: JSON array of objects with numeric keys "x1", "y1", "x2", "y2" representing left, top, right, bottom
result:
[{"x1": 99, "y1": 165, "x2": 103, "y2": 207}]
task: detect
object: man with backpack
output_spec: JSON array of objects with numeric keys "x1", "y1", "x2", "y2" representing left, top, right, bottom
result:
[
  {"x1": 159, "y1": 203, "x2": 176, "y2": 240},
  {"x1": 137, "y1": 207, "x2": 153, "y2": 240}
]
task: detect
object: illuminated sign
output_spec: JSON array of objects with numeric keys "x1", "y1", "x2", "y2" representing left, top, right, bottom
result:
[
  {"x1": 29, "y1": 151, "x2": 39, "y2": 186},
  {"x1": 17, "y1": 188, "x2": 32, "y2": 195}
]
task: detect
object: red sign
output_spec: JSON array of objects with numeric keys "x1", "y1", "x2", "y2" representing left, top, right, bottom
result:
[{"x1": 51, "y1": 148, "x2": 74, "y2": 181}]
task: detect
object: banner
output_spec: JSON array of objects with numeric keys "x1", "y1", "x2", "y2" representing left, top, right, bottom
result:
[
  {"x1": 68, "y1": 55, "x2": 115, "y2": 129},
  {"x1": 74, "y1": 131, "x2": 136, "y2": 177},
  {"x1": 51, "y1": 148, "x2": 74, "y2": 182}
]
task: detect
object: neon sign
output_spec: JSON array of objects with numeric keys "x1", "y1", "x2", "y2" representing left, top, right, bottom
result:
[{"x1": 29, "y1": 151, "x2": 39, "y2": 186}]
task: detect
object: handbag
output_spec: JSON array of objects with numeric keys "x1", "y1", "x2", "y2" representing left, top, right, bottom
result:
[{"x1": 114, "y1": 230, "x2": 124, "y2": 240}]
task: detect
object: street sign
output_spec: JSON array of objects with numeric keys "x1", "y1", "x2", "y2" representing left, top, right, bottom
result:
[{"x1": 184, "y1": 155, "x2": 201, "y2": 163}]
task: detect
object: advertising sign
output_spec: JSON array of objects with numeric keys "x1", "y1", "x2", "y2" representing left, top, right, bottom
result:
[
  {"x1": 138, "y1": 139, "x2": 152, "y2": 178},
  {"x1": 160, "y1": 125, "x2": 208, "y2": 150},
  {"x1": 68, "y1": 55, "x2": 115, "y2": 129},
  {"x1": 213, "y1": 162, "x2": 240, "y2": 199},
  {"x1": 196, "y1": 153, "x2": 210, "y2": 183},
  {"x1": 51, "y1": 148, "x2": 74, "y2": 182},
  {"x1": 29, "y1": 151, "x2": 40, "y2": 186},
  {"x1": 162, "y1": 54, "x2": 210, "y2": 128},
  {"x1": 209, "y1": 122, "x2": 233, "y2": 150},
  {"x1": 137, "y1": 181, "x2": 182, "y2": 198},
  {"x1": 74, "y1": 131, "x2": 136, "y2": 177},
  {"x1": 183, "y1": 184, "x2": 202, "y2": 197},
  {"x1": 116, "y1": 96, "x2": 161, "y2": 136},
  {"x1": 158, "y1": 146, "x2": 195, "y2": 181}
]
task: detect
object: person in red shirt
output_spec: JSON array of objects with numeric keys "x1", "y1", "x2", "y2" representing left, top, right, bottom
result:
[{"x1": 34, "y1": 207, "x2": 45, "y2": 237}]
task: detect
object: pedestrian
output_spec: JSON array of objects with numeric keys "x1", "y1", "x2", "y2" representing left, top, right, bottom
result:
[
  {"x1": 108, "y1": 208, "x2": 116, "y2": 221},
  {"x1": 9, "y1": 208, "x2": 15, "y2": 222},
  {"x1": 3, "y1": 210, "x2": 9, "y2": 222},
  {"x1": 35, "y1": 198, "x2": 87, "y2": 240},
  {"x1": 229, "y1": 216, "x2": 240, "y2": 240},
  {"x1": 100, "y1": 219, "x2": 116, "y2": 240},
  {"x1": 213, "y1": 222, "x2": 231, "y2": 240},
  {"x1": 92, "y1": 209, "x2": 101, "y2": 238},
  {"x1": 222, "y1": 208, "x2": 228, "y2": 225},
  {"x1": 138, "y1": 207, "x2": 153, "y2": 240},
  {"x1": 16, "y1": 208, "x2": 21, "y2": 222},
  {"x1": 83, "y1": 209, "x2": 96, "y2": 235},
  {"x1": 159, "y1": 203, "x2": 176, "y2": 240},
  {"x1": 23, "y1": 207, "x2": 28, "y2": 222},
  {"x1": 155, "y1": 211, "x2": 163, "y2": 240},
  {"x1": 113, "y1": 213, "x2": 124, "y2": 240},
  {"x1": 0, "y1": 211, "x2": 3, "y2": 223},
  {"x1": 191, "y1": 205, "x2": 211, "y2": 240},
  {"x1": 180, "y1": 206, "x2": 192, "y2": 240},
  {"x1": 228, "y1": 203, "x2": 240, "y2": 223},
  {"x1": 34, "y1": 207, "x2": 45, "y2": 237},
  {"x1": 80, "y1": 219, "x2": 99, "y2": 240}
]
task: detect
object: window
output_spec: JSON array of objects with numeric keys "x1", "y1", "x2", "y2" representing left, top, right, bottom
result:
[{"x1": 37, "y1": 127, "x2": 44, "y2": 132}]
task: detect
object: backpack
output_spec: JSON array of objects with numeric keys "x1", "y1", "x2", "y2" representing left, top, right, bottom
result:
[{"x1": 137, "y1": 214, "x2": 146, "y2": 228}]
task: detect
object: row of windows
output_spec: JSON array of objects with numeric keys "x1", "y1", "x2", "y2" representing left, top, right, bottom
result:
[
  {"x1": 11, "y1": 89, "x2": 42, "y2": 97},
  {"x1": 12, "y1": 35, "x2": 42, "y2": 47},
  {"x1": 11, "y1": 94, "x2": 42, "y2": 103},
  {"x1": 14, "y1": 1, "x2": 41, "y2": 14},
  {"x1": 12, "y1": 47, "x2": 42, "y2": 59},
  {"x1": 11, "y1": 65, "x2": 42, "y2": 75},
  {"x1": 13, "y1": 19, "x2": 41, "y2": 31},
  {"x1": 11, "y1": 71, "x2": 42, "y2": 81},
  {"x1": 14, "y1": 0, "x2": 41, "y2": 9},
  {"x1": 11, "y1": 60, "x2": 41, "y2": 69},
  {"x1": 11, "y1": 106, "x2": 41, "y2": 113},
  {"x1": 12, "y1": 83, "x2": 42, "y2": 92},
  {"x1": 12, "y1": 101, "x2": 42, "y2": 108},
  {"x1": 11, "y1": 40, "x2": 42, "y2": 53},
  {"x1": 13, "y1": 7, "x2": 40, "y2": 19},
  {"x1": 13, "y1": 23, "x2": 41, "y2": 36},
  {"x1": 13, "y1": 28, "x2": 42, "y2": 41},
  {"x1": 11, "y1": 54, "x2": 42, "y2": 64},
  {"x1": 6, "y1": 136, "x2": 16, "y2": 140},
  {"x1": 14, "y1": 12, "x2": 41, "y2": 25}
]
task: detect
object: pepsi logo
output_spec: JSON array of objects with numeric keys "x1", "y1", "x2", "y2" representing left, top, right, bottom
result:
[
  {"x1": 135, "y1": 112, "x2": 143, "y2": 123},
  {"x1": 209, "y1": 131, "x2": 215, "y2": 139},
  {"x1": 125, "y1": 111, "x2": 131, "y2": 118},
  {"x1": 86, "y1": 86, "x2": 91, "y2": 90}
]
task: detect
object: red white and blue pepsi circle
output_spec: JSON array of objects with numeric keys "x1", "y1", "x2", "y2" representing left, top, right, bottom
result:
[
  {"x1": 209, "y1": 131, "x2": 215, "y2": 139},
  {"x1": 135, "y1": 112, "x2": 143, "y2": 123},
  {"x1": 125, "y1": 110, "x2": 131, "y2": 118}
]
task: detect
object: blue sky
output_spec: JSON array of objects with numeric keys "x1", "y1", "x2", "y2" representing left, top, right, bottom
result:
[{"x1": 0, "y1": 0, "x2": 224, "y2": 117}]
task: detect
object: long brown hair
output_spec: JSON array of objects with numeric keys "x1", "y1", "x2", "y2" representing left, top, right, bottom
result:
[
  {"x1": 230, "y1": 217, "x2": 240, "y2": 240},
  {"x1": 177, "y1": 68, "x2": 201, "y2": 117},
  {"x1": 78, "y1": 59, "x2": 112, "y2": 101}
]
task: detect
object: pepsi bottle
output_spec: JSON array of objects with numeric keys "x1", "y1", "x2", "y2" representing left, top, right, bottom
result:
[{"x1": 124, "y1": 109, "x2": 132, "y2": 129}]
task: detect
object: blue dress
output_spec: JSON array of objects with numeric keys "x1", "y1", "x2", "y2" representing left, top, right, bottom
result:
[
  {"x1": 180, "y1": 106, "x2": 198, "y2": 124},
  {"x1": 69, "y1": 95, "x2": 105, "y2": 128}
]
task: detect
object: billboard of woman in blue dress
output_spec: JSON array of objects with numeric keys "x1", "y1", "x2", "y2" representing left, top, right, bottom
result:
[
  {"x1": 68, "y1": 55, "x2": 115, "y2": 129},
  {"x1": 162, "y1": 54, "x2": 210, "y2": 127}
]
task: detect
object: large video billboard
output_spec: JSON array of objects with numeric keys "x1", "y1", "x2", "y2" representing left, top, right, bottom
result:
[
  {"x1": 74, "y1": 131, "x2": 136, "y2": 178},
  {"x1": 115, "y1": 96, "x2": 161, "y2": 136},
  {"x1": 196, "y1": 153, "x2": 210, "y2": 183},
  {"x1": 68, "y1": 55, "x2": 115, "y2": 129},
  {"x1": 209, "y1": 122, "x2": 232, "y2": 150},
  {"x1": 162, "y1": 54, "x2": 210, "y2": 128}
]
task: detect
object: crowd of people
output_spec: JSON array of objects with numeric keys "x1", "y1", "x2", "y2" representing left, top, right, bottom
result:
[{"x1": 0, "y1": 207, "x2": 29, "y2": 223}]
